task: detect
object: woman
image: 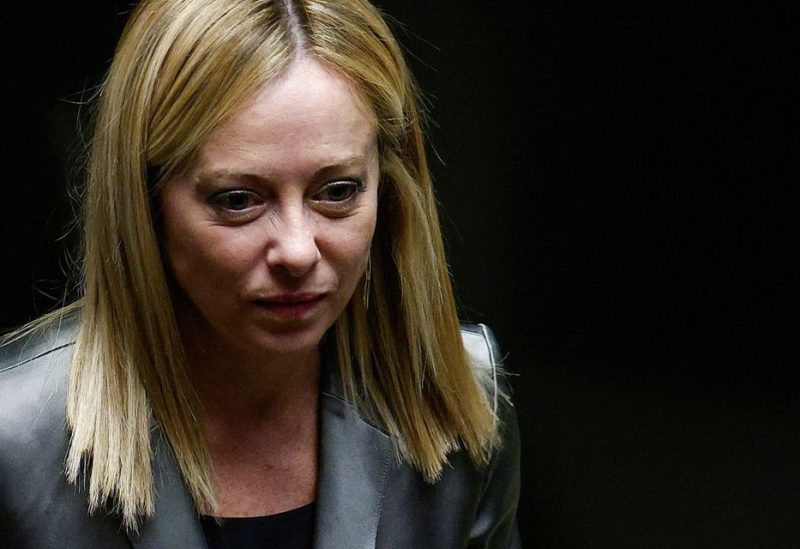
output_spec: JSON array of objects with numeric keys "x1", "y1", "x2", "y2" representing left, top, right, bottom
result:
[{"x1": 0, "y1": 0, "x2": 520, "y2": 547}]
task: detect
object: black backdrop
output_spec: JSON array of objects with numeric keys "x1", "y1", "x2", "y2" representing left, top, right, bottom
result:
[{"x1": 2, "y1": 1, "x2": 798, "y2": 547}]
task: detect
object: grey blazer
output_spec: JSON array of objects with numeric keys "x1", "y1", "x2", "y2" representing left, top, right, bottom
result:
[{"x1": 0, "y1": 315, "x2": 520, "y2": 548}]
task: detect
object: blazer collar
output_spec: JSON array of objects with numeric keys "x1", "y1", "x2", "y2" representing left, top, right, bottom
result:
[{"x1": 128, "y1": 344, "x2": 393, "y2": 549}]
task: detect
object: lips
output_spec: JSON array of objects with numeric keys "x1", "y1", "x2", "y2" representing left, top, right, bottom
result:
[{"x1": 253, "y1": 292, "x2": 326, "y2": 319}]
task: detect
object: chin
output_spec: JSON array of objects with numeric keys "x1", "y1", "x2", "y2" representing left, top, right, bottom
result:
[{"x1": 245, "y1": 323, "x2": 330, "y2": 357}]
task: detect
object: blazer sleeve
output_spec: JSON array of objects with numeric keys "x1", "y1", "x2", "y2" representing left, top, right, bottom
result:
[{"x1": 466, "y1": 325, "x2": 522, "y2": 548}]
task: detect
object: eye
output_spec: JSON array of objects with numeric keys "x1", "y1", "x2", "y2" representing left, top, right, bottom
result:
[
  {"x1": 316, "y1": 180, "x2": 365, "y2": 203},
  {"x1": 209, "y1": 189, "x2": 263, "y2": 211}
]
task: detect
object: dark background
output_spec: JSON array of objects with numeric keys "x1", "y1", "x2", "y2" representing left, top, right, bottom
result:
[{"x1": 2, "y1": 1, "x2": 798, "y2": 547}]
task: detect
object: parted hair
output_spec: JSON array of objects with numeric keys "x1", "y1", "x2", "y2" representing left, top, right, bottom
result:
[{"x1": 47, "y1": 0, "x2": 497, "y2": 531}]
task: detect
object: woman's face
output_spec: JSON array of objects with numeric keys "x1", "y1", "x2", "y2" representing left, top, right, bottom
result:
[{"x1": 160, "y1": 56, "x2": 379, "y2": 359}]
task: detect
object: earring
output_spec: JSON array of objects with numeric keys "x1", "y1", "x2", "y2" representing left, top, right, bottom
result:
[{"x1": 363, "y1": 255, "x2": 371, "y2": 309}]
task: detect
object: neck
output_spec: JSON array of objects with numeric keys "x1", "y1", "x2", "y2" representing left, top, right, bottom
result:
[
  {"x1": 179, "y1": 324, "x2": 321, "y2": 426},
  {"x1": 174, "y1": 308, "x2": 321, "y2": 515},
  {"x1": 192, "y1": 345, "x2": 320, "y2": 423}
]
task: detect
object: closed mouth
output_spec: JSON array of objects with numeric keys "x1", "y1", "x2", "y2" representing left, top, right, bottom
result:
[
  {"x1": 253, "y1": 293, "x2": 326, "y2": 318},
  {"x1": 257, "y1": 293, "x2": 325, "y2": 305}
]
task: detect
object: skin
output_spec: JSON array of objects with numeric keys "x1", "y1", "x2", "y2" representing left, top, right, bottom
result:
[{"x1": 159, "y1": 55, "x2": 380, "y2": 516}]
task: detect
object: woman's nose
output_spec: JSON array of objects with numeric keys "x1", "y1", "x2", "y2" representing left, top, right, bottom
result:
[{"x1": 265, "y1": 208, "x2": 321, "y2": 278}]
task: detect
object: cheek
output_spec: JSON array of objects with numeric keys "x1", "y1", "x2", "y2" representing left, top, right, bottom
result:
[
  {"x1": 163, "y1": 216, "x2": 260, "y2": 295},
  {"x1": 320, "y1": 215, "x2": 377, "y2": 275}
]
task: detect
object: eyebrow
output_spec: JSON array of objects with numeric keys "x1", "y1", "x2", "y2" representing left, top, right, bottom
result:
[{"x1": 195, "y1": 155, "x2": 369, "y2": 185}]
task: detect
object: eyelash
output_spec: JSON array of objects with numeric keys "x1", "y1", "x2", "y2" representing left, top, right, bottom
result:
[
  {"x1": 209, "y1": 190, "x2": 261, "y2": 211},
  {"x1": 318, "y1": 180, "x2": 366, "y2": 205},
  {"x1": 207, "y1": 180, "x2": 366, "y2": 216}
]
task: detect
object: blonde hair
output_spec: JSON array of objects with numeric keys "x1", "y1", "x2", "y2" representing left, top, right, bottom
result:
[{"x1": 57, "y1": 0, "x2": 497, "y2": 531}]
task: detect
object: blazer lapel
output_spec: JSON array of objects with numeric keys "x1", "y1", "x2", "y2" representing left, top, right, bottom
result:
[
  {"x1": 314, "y1": 353, "x2": 393, "y2": 549},
  {"x1": 127, "y1": 429, "x2": 208, "y2": 549}
]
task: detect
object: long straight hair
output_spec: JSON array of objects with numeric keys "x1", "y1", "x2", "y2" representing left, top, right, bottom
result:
[{"x1": 55, "y1": 0, "x2": 498, "y2": 531}]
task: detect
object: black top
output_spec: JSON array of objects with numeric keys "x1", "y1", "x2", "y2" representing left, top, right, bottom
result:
[{"x1": 200, "y1": 502, "x2": 315, "y2": 549}]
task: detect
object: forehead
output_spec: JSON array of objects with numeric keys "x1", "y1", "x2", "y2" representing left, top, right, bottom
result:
[{"x1": 192, "y1": 56, "x2": 378, "y2": 176}]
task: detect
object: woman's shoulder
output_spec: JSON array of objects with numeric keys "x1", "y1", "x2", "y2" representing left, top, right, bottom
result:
[
  {"x1": 459, "y1": 322, "x2": 513, "y2": 415},
  {"x1": 459, "y1": 322, "x2": 502, "y2": 371},
  {"x1": 0, "y1": 310, "x2": 78, "y2": 381},
  {"x1": 0, "y1": 311, "x2": 78, "y2": 444},
  {"x1": 0, "y1": 312, "x2": 125, "y2": 547},
  {"x1": 374, "y1": 323, "x2": 520, "y2": 546},
  {"x1": 458, "y1": 323, "x2": 520, "y2": 544}
]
